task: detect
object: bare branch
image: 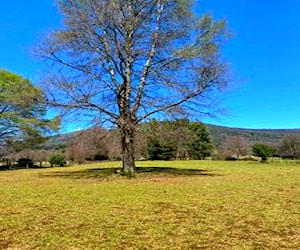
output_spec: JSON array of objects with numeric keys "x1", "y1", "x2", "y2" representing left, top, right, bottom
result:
[{"x1": 133, "y1": 0, "x2": 164, "y2": 115}]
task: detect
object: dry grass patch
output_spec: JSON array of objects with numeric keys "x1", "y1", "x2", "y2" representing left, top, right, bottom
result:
[{"x1": 1, "y1": 161, "x2": 300, "y2": 249}]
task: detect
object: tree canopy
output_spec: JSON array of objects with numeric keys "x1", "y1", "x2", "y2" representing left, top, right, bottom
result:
[
  {"x1": 252, "y1": 143, "x2": 276, "y2": 162},
  {"x1": 146, "y1": 120, "x2": 214, "y2": 160},
  {"x1": 38, "y1": 0, "x2": 230, "y2": 176},
  {"x1": 0, "y1": 69, "x2": 59, "y2": 155},
  {"x1": 188, "y1": 122, "x2": 214, "y2": 160}
]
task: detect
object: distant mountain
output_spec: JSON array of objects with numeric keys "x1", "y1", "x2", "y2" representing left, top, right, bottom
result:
[
  {"x1": 206, "y1": 124, "x2": 300, "y2": 146},
  {"x1": 44, "y1": 131, "x2": 81, "y2": 149},
  {"x1": 44, "y1": 124, "x2": 300, "y2": 149}
]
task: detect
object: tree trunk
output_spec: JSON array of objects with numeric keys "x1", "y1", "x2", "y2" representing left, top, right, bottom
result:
[
  {"x1": 261, "y1": 156, "x2": 267, "y2": 162},
  {"x1": 120, "y1": 123, "x2": 136, "y2": 177}
]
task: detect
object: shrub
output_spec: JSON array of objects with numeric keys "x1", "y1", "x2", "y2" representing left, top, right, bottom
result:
[
  {"x1": 49, "y1": 154, "x2": 65, "y2": 167},
  {"x1": 252, "y1": 143, "x2": 276, "y2": 162}
]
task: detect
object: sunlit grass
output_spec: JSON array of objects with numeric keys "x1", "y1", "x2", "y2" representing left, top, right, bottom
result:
[{"x1": 1, "y1": 160, "x2": 300, "y2": 249}]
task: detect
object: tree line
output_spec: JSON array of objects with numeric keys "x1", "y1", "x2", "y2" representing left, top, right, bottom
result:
[
  {"x1": 3, "y1": 115, "x2": 300, "y2": 168},
  {"x1": 1, "y1": 119, "x2": 214, "y2": 166},
  {"x1": 217, "y1": 134, "x2": 300, "y2": 162}
]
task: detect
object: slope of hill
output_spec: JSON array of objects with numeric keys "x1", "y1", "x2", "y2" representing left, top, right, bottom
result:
[
  {"x1": 44, "y1": 131, "x2": 81, "y2": 149},
  {"x1": 44, "y1": 124, "x2": 300, "y2": 149},
  {"x1": 206, "y1": 124, "x2": 300, "y2": 146}
]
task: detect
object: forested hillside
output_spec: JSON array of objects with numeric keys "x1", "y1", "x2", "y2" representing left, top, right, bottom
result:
[
  {"x1": 47, "y1": 124, "x2": 300, "y2": 149},
  {"x1": 4, "y1": 121, "x2": 300, "y2": 166},
  {"x1": 206, "y1": 124, "x2": 300, "y2": 146}
]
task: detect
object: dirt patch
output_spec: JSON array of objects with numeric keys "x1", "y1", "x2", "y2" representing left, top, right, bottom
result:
[{"x1": 0, "y1": 239, "x2": 11, "y2": 249}]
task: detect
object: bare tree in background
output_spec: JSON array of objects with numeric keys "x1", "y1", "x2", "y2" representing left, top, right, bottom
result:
[
  {"x1": 278, "y1": 134, "x2": 300, "y2": 159},
  {"x1": 67, "y1": 127, "x2": 109, "y2": 163},
  {"x1": 223, "y1": 136, "x2": 249, "y2": 158},
  {"x1": 37, "y1": 0, "x2": 230, "y2": 177}
]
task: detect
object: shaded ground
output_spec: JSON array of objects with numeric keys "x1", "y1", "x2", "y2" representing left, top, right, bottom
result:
[{"x1": 40, "y1": 166, "x2": 219, "y2": 180}]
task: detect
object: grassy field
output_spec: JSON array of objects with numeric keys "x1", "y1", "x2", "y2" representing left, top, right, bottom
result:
[{"x1": 1, "y1": 160, "x2": 300, "y2": 249}]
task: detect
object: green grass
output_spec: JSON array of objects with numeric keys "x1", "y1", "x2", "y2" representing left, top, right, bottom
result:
[{"x1": 1, "y1": 160, "x2": 300, "y2": 249}]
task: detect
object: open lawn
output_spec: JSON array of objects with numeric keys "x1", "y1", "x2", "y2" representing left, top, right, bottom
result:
[{"x1": 1, "y1": 160, "x2": 300, "y2": 249}]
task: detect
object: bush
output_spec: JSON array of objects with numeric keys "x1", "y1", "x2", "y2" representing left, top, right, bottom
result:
[
  {"x1": 252, "y1": 143, "x2": 276, "y2": 162},
  {"x1": 49, "y1": 154, "x2": 65, "y2": 167}
]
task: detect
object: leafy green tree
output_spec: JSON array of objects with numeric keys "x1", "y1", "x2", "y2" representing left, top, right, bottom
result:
[
  {"x1": 145, "y1": 119, "x2": 214, "y2": 160},
  {"x1": 252, "y1": 143, "x2": 276, "y2": 162},
  {"x1": 188, "y1": 122, "x2": 214, "y2": 159},
  {"x1": 5, "y1": 131, "x2": 48, "y2": 153},
  {"x1": 0, "y1": 69, "x2": 59, "y2": 153},
  {"x1": 148, "y1": 138, "x2": 176, "y2": 160},
  {"x1": 38, "y1": 0, "x2": 230, "y2": 177},
  {"x1": 49, "y1": 154, "x2": 65, "y2": 167},
  {"x1": 146, "y1": 119, "x2": 189, "y2": 160}
]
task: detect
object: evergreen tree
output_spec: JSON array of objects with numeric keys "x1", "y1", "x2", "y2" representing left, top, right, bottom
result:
[
  {"x1": 146, "y1": 120, "x2": 214, "y2": 160},
  {"x1": 188, "y1": 122, "x2": 214, "y2": 159}
]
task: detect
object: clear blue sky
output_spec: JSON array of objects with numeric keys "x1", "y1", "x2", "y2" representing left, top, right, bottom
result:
[{"x1": 1, "y1": 0, "x2": 300, "y2": 129}]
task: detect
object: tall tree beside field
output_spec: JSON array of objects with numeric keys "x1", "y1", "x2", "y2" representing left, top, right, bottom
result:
[
  {"x1": 0, "y1": 69, "x2": 59, "y2": 155},
  {"x1": 146, "y1": 120, "x2": 178, "y2": 160},
  {"x1": 37, "y1": 0, "x2": 230, "y2": 176},
  {"x1": 146, "y1": 119, "x2": 192, "y2": 160},
  {"x1": 145, "y1": 120, "x2": 214, "y2": 160},
  {"x1": 188, "y1": 122, "x2": 214, "y2": 159}
]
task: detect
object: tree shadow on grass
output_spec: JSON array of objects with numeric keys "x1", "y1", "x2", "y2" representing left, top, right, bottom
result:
[
  {"x1": 40, "y1": 166, "x2": 219, "y2": 180},
  {"x1": 136, "y1": 167, "x2": 216, "y2": 176}
]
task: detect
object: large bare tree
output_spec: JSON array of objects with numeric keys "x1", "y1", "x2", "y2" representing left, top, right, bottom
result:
[{"x1": 37, "y1": 0, "x2": 230, "y2": 177}]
